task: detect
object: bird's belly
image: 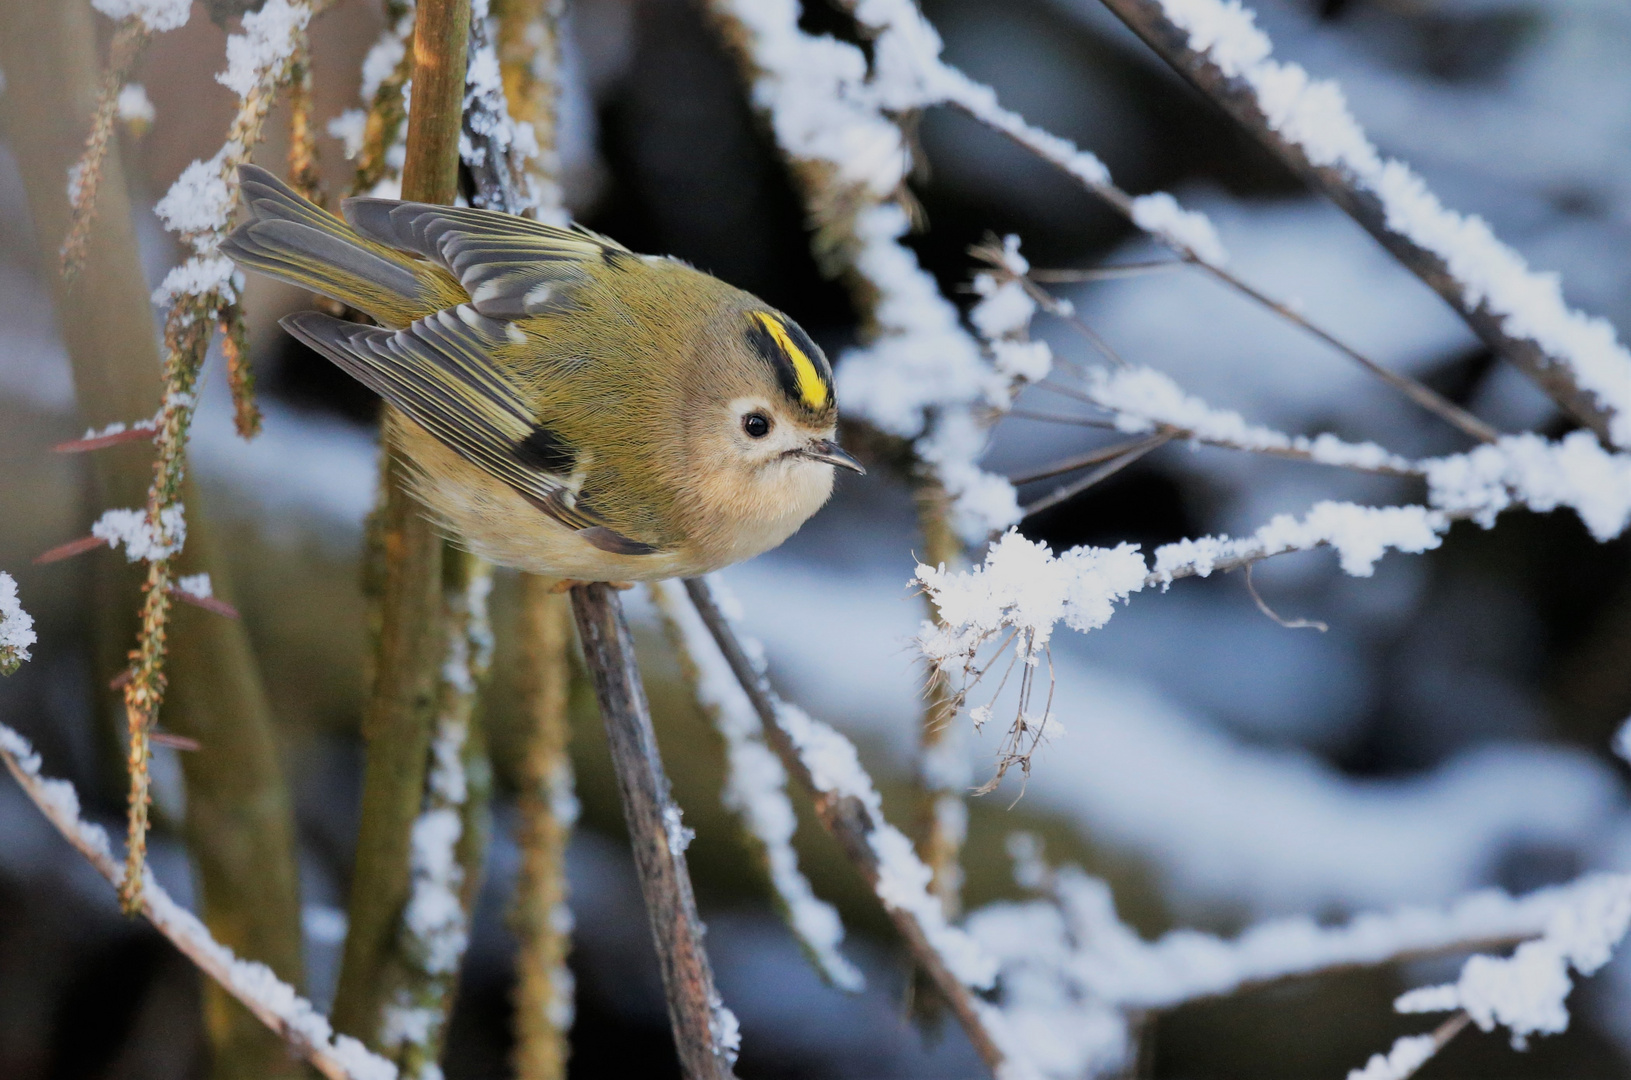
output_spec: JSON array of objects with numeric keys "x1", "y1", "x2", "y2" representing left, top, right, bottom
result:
[{"x1": 392, "y1": 420, "x2": 707, "y2": 582}]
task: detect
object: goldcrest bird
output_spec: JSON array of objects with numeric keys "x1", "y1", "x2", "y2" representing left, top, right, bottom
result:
[{"x1": 222, "y1": 165, "x2": 862, "y2": 583}]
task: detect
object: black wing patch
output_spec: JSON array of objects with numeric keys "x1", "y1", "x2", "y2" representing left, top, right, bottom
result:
[
  {"x1": 340, "y1": 198, "x2": 631, "y2": 320},
  {"x1": 281, "y1": 307, "x2": 659, "y2": 555}
]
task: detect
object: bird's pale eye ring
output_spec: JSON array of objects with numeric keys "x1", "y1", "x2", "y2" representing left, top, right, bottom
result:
[{"x1": 742, "y1": 412, "x2": 772, "y2": 439}]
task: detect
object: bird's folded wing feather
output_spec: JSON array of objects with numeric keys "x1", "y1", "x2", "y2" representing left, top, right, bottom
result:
[
  {"x1": 281, "y1": 305, "x2": 658, "y2": 555},
  {"x1": 340, "y1": 198, "x2": 635, "y2": 319}
]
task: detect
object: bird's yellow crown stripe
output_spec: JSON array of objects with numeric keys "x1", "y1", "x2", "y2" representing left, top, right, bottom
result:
[{"x1": 753, "y1": 311, "x2": 829, "y2": 411}]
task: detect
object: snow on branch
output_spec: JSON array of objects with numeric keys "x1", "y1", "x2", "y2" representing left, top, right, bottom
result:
[
  {"x1": 964, "y1": 836, "x2": 1616, "y2": 1079},
  {"x1": 1394, "y1": 873, "x2": 1631, "y2": 1049},
  {"x1": 0, "y1": 572, "x2": 36, "y2": 676},
  {"x1": 652, "y1": 581, "x2": 864, "y2": 992},
  {"x1": 1151, "y1": 502, "x2": 1446, "y2": 582},
  {"x1": 697, "y1": 580, "x2": 996, "y2": 989},
  {"x1": 976, "y1": 835, "x2": 1600, "y2": 1012},
  {"x1": 1100, "y1": 0, "x2": 1631, "y2": 446},
  {"x1": 681, "y1": 578, "x2": 1012, "y2": 1071},
  {"x1": 1084, "y1": 365, "x2": 1419, "y2": 475},
  {"x1": 461, "y1": 0, "x2": 543, "y2": 217},
  {"x1": 0, "y1": 722, "x2": 396, "y2": 1080}
]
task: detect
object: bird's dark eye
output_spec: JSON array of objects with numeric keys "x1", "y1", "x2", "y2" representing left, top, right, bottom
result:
[{"x1": 742, "y1": 412, "x2": 771, "y2": 438}]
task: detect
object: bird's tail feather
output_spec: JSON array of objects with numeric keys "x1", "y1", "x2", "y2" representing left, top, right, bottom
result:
[{"x1": 220, "y1": 165, "x2": 463, "y2": 327}]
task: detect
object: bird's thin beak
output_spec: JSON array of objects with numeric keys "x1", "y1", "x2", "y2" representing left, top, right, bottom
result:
[{"x1": 802, "y1": 438, "x2": 866, "y2": 475}]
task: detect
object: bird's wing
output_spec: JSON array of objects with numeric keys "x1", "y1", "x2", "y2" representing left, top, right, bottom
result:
[
  {"x1": 340, "y1": 198, "x2": 636, "y2": 319},
  {"x1": 281, "y1": 306, "x2": 660, "y2": 556}
]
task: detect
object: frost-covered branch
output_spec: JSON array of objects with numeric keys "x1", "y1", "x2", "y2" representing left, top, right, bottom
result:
[
  {"x1": 920, "y1": 424, "x2": 1631, "y2": 779},
  {"x1": 1393, "y1": 873, "x2": 1631, "y2": 1048},
  {"x1": 383, "y1": 557, "x2": 493, "y2": 1079},
  {"x1": 653, "y1": 580, "x2": 864, "y2": 992},
  {"x1": 59, "y1": 0, "x2": 188, "y2": 276},
  {"x1": 81, "y1": 0, "x2": 311, "y2": 911},
  {"x1": 703, "y1": 0, "x2": 1019, "y2": 542},
  {"x1": 329, "y1": 0, "x2": 414, "y2": 196},
  {"x1": 682, "y1": 577, "x2": 1010, "y2": 1075},
  {"x1": 1344, "y1": 1013, "x2": 1469, "y2": 1080},
  {"x1": 0, "y1": 723, "x2": 396, "y2": 1080},
  {"x1": 964, "y1": 836, "x2": 1615, "y2": 1078},
  {"x1": 1096, "y1": 0, "x2": 1631, "y2": 447},
  {"x1": 461, "y1": 0, "x2": 541, "y2": 216},
  {"x1": 0, "y1": 572, "x2": 37, "y2": 676}
]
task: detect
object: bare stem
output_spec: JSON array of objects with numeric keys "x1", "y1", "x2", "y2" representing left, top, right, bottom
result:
[
  {"x1": 510, "y1": 575, "x2": 576, "y2": 1080},
  {"x1": 332, "y1": 0, "x2": 469, "y2": 1049},
  {"x1": 1021, "y1": 433, "x2": 1171, "y2": 518},
  {"x1": 912, "y1": 482, "x2": 967, "y2": 918},
  {"x1": 569, "y1": 583, "x2": 738, "y2": 1080}
]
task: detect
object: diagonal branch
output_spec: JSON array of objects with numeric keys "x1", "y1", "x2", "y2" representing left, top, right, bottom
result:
[
  {"x1": 0, "y1": 724, "x2": 396, "y2": 1080},
  {"x1": 569, "y1": 583, "x2": 739, "y2": 1080},
  {"x1": 1094, "y1": 0, "x2": 1631, "y2": 446},
  {"x1": 682, "y1": 578, "x2": 1007, "y2": 1075}
]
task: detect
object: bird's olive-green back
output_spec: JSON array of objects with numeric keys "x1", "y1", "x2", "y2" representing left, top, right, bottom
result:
[{"x1": 495, "y1": 257, "x2": 792, "y2": 547}]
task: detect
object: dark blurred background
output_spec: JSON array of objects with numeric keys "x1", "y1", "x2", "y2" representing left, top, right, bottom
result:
[{"x1": 3, "y1": 0, "x2": 1631, "y2": 1076}]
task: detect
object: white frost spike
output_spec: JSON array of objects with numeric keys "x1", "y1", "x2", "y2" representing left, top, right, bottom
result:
[
  {"x1": 1129, "y1": 191, "x2": 1228, "y2": 267},
  {"x1": 175, "y1": 572, "x2": 213, "y2": 599},
  {"x1": 1345, "y1": 1033, "x2": 1438, "y2": 1080},
  {"x1": 154, "y1": 151, "x2": 234, "y2": 239},
  {"x1": 917, "y1": 529, "x2": 1147, "y2": 668},
  {"x1": 217, "y1": 0, "x2": 310, "y2": 99},
  {"x1": 92, "y1": 506, "x2": 188, "y2": 563},
  {"x1": 116, "y1": 83, "x2": 155, "y2": 126},
  {"x1": 0, "y1": 572, "x2": 37, "y2": 673},
  {"x1": 662, "y1": 803, "x2": 695, "y2": 856},
  {"x1": 1394, "y1": 874, "x2": 1631, "y2": 1047},
  {"x1": 92, "y1": 0, "x2": 191, "y2": 33}
]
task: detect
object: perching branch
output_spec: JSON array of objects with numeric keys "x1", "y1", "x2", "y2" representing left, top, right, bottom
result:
[
  {"x1": 1094, "y1": 0, "x2": 1627, "y2": 445},
  {"x1": 682, "y1": 578, "x2": 1007, "y2": 1075},
  {"x1": 569, "y1": 583, "x2": 740, "y2": 1080}
]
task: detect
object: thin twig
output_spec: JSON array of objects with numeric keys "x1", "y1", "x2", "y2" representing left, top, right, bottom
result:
[
  {"x1": 1030, "y1": 260, "x2": 1181, "y2": 281},
  {"x1": 1243, "y1": 564, "x2": 1328, "y2": 632},
  {"x1": 510, "y1": 576, "x2": 576, "y2": 1080},
  {"x1": 1193, "y1": 261, "x2": 1498, "y2": 443},
  {"x1": 1008, "y1": 435, "x2": 1175, "y2": 486},
  {"x1": 1021, "y1": 433, "x2": 1172, "y2": 518},
  {"x1": 60, "y1": 18, "x2": 150, "y2": 279},
  {"x1": 941, "y1": 99, "x2": 1498, "y2": 445},
  {"x1": 569, "y1": 583, "x2": 739, "y2": 1080}
]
